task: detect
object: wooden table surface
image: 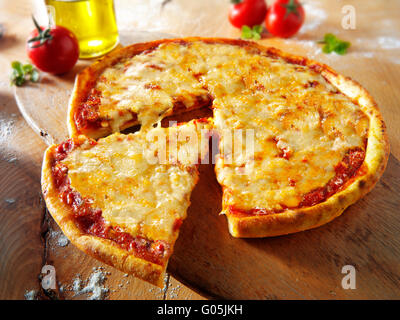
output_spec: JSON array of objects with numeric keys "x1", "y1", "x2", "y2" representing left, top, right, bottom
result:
[{"x1": 1, "y1": 0, "x2": 400, "y2": 300}]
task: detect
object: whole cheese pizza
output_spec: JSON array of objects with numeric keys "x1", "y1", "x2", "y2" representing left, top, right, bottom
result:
[{"x1": 42, "y1": 38, "x2": 389, "y2": 286}]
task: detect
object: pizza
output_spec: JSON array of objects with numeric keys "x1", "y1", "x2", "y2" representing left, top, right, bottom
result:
[
  {"x1": 67, "y1": 40, "x2": 213, "y2": 139},
  {"x1": 42, "y1": 37, "x2": 389, "y2": 286},
  {"x1": 41, "y1": 119, "x2": 210, "y2": 286}
]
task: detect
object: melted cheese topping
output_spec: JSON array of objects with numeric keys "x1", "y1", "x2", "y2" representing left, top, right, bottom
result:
[
  {"x1": 62, "y1": 121, "x2": 208, "y2": 241},
  {"x1": 201, "y1": 44, "x2": 369, "y2": 211},
  {"x1": 96, "y1": 44, "x2": 209, "y2": 130},
  {"x1": 90, "y1": 40, "x2": 369, "y2": 212}
]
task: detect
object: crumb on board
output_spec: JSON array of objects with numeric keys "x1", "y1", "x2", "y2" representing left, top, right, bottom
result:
[
  {"x1": 48, "y1": 229, "x2": 70, "y2": 248},
  {"x1": 168, "y1": 284, "x2": 181, "y2": 299},
  {"x1": 57, "y1": 234, "x2": 69, "y2": 247},
  {"x1": 4, "y1": 198, "x2": 16, "y2": 204}
]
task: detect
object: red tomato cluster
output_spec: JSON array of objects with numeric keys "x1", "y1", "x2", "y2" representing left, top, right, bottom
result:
[{"x1": 228, "y1": 0, "x2": 305, "y2": 38}]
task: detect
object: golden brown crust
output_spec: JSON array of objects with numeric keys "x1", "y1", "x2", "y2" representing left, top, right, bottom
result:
[
  {"x1": 68, "y1": 37, "x2": 390, "y2": 239},
  {"x1": 41, "y1": 145, "x2": 165, "y2": 287}
]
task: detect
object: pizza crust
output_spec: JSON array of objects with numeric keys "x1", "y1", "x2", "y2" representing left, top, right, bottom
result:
[{"x1": 41, "y1": 145, "x2": 166, "y2": 287}]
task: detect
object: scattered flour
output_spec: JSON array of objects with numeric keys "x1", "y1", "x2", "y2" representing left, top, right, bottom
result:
[
  {"x1": 355, "y1": 37, "x2": 400, "y2": 51},
  {"x1": 0, "y1": 113, "x2": 19, "y2": 163},
  {"x1": 57, "y1": 234, "x2": 69, "y2": 247},
  {"x1": 72, "y1": 268, "x2": 109, "y2": 300},
  {"x1": 4, "y1": 198, "x2": 16, "y2": 204},
  {"x1": 286, "y1": 2, "x2": 400, "y2": 65},
  {"x1": 299, "y1": 2, "x2": 327, "y2": 34},
  {"x1": 0, "y1": 113, "x2": 16, "y2": 143},
  {"x1": 72, "y1": 274, "x2": 82, "y2": 292},
  {"x1": 24, "y1": 290, "x2": 37, "y2": 300},
  {"x1": 168, "y1": 284, "x2": 181, "y2": 299},
  {"x1": 377, "y1": 36, "x2": 400, "y2": 50},
  {"x1": 49, "y1": 229, "x2": 69, "y2": 248},
  {"x1": 58, "y1": 283, "x2": 65, "y2": 294},
  {"x1": 357, "y1": 52, "x2": 375, "y2": 59},
  {"x1": 351, "y1": 36, "x2": 400, "y2": 64}
]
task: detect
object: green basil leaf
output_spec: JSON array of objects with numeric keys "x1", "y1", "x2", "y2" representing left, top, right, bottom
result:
[
  {"x1": 15, "y1": 76, "x2": 25, "y2": 86},
  {"x1": 11, "y1": 61, "x2": 24, "y2": 75},
  {"x1": 253, "y1": 25, "x2": 263, "y2": 35},
  {"x1": 241, "y1": 25, "x2": 253, "y2": 39},
  {"x1": 322, "y1": 44, "x2": 332, "y2": 54},
  {"x1": 334, "y1": 41, "x2": 350, "y2": 55},
  {"x1": 324, "y1": 33, "x2": 336, "y2": 44},
  {"x1": 22, "y1": 63, "x2": 33, "y2": 73},
  {"x1": 319, "y1": 33, "x2": 351, "y2": 55},
  {"x1": 241, "y1": 25, "x2": 263, "y2": 40},
  {"x1": 10, "y1": 61, "x2": 40, "y2": 86}
]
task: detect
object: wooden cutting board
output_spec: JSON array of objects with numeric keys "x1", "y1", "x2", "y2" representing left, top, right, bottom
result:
[{"x1": 15, "y1": 31, "x2": 400, "y2": 299}]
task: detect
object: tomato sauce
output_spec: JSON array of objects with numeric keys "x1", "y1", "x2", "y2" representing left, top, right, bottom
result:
[{"x1": 75, "y1": 88, "x2": 103, "y2": 131}]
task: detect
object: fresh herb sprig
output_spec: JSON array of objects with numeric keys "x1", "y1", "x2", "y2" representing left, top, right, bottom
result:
[
  {"x1": 318, "y1": 33, "x2": 351, "y2": 55},
  {"x1": 241, "y1": 25, "x2": 263, "y2": 40},
  {"x1": 10, "y1": 61, "x2": 40, "y2": 86}
]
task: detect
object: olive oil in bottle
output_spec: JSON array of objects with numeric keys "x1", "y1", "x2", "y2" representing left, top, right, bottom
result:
[{"x1": 45, "y1": 0, "x2": 119, "y2": 59}]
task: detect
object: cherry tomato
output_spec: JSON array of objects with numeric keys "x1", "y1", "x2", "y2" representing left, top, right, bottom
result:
[
  {"x1": 265, "y1": 0, "x2": 305, "y2": 38},
  {"x1": 26, "y1": 18, "x2": 79, "y2": 75},
  {"x1": 228, "y1": 0, "x2": 268, "y2": 29}
]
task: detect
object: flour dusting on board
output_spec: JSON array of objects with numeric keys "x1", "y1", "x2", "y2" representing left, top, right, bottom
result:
[
  {"x1": 72, "y1": 267, "x2": 110, "y2": 300},
  {"x1": 57, "y1": 234, "x2": 69, "y2": 247},
  {"x1": 287, "y1": 1, "x2": 400, "y2": 65},
  {"x1": 377, "y1": 36, "x2": 400, "y2": 50},
  {"x1": 0, "y1": 112, "x2": 19, "y2": 164},
  {"x1": 0, "y1": 113, "x2": 15, "y2": 141},
  {"x1": 355, "y1": 36, "x2": 400, "y2": 51},
  {"x1": 4, "y1": 198, "x2": 16, "y2": 205},
  {"x1": 298, "y1": 2, "x2": 327, "y2": 34},
  {"x1": 23, "y1": 268, "x2": 110, "y2": 300},
  {"x1": 49, "y1": 229, "x2": 70, "y2": 248},
  {"x1": 24, "y1": 290, "x2": 37, "y2": 300}
]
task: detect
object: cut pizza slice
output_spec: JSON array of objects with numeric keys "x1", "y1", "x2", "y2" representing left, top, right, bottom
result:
[
  {"x1": 212, "y1": 50, "x2": 389, "y2": 238},
  {"x1": 41, "y1": 119, "x2": 210, "y2": 286},
  {"x1": 68, "y1": 40, "x2": 212, "y2": 139}
]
